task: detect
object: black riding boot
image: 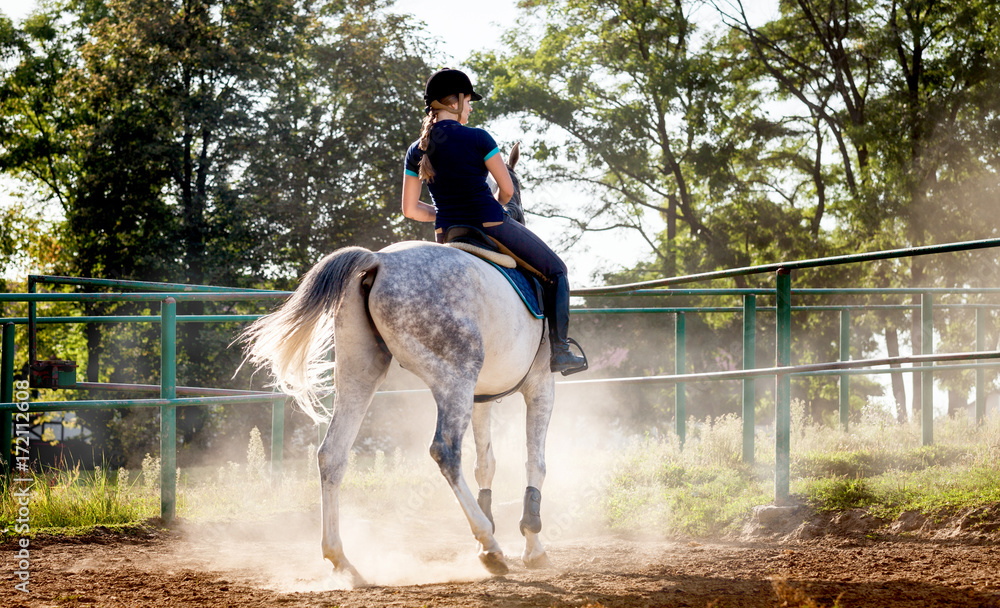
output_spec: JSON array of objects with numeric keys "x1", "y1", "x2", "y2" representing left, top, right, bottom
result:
[{"x1": 547, "y1": 274, "x2": 587, "y2": 375}]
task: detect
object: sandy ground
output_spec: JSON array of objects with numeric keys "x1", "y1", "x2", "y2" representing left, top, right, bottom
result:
[{"x1": 3, "y1": 511, "x2": 1000, "y2": 608}]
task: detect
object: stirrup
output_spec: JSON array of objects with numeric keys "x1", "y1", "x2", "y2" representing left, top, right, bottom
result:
[{"x1": 551, "y1": 337, "x2": 588, "y2": 376}]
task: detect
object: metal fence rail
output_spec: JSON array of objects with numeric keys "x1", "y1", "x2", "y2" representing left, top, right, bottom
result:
[
  {"x1": 1, "y1": 276, "x2": 292, "y2": 522},
  {"x1": 1, "y1": 238, "x2": 999, "y2": 518}
]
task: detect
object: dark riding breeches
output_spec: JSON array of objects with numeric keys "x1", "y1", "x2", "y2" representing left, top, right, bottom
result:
[
  {"x1": 477, "y1": 217, "x2": 572, "y2": 344},
  {"x1": 477, "y1": 217, "x2": 567, "y2": 281}
]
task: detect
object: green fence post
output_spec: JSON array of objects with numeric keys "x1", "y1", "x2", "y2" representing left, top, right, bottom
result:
[
  {"x1": 775, "y1": 269, "x2": 792, "y2": 503},
  {"x1": 921, "y1": 293, "x2": 933, "y2": 446},
  {"x1": 675, "y1": 312, "x2": 686, "y2": 447},
  {"x1": 976, "y1": 307, "x2": 986, "y2": 425},
  {"x1": 742, "y1": 295, "x2": 756, "y2": 464},
  {"x1": 1, "y1": 323, "x2": 14, "y2": 478},
  {"x1": 271, "y1": 398, "x2": 285, "y2": 482},
  {"x1": 839, "y1": 309, "x2": 850, "y2": 432},
  {"x1": 160, "y1": 298, "x2": 177, "y2": 523}
]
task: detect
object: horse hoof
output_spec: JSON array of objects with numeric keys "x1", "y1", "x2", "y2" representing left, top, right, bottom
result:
[
  {"x1": 479, "y1": 550, "x2": 510, "y2": 576},
  {"x1": 522, "y1": 551, "x2": 552, "y2": 570}
]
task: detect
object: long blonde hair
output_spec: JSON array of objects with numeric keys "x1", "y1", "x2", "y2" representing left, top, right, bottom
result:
[{"x1": 418, "y1": 93, "x2": 466, "y2": 182}]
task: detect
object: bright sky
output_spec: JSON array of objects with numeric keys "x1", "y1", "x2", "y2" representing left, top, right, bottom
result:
[{"x1": 394, "y1": 0, "x2": 520, "y2": 65}]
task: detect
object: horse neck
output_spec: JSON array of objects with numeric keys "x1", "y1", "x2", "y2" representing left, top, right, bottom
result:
[{"x1": 505, "y1": 169, "x2": 526, "y2": 225}]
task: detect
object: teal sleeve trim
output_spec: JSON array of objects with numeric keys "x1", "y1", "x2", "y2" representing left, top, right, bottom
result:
[
  {"x1": 404, "y1": 169, "x2": 419, "y2": 177},
  {"x1": 484, "y1": 147, "x2": 500, "y2": 161}
]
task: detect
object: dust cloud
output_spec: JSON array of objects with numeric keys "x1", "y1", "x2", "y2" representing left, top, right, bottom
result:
[{"x1": 151, "y1": 361, "x2": 633, "y2": 592}]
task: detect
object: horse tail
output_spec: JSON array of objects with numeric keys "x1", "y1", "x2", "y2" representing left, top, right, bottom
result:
[{"x1": 241, "y1": 246, "x2": 380, "y2": 422}]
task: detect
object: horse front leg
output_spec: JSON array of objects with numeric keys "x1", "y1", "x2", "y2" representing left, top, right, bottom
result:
[
  {"x1": 472, "y1": 401, "x2": 497, "y2": 533},
  {"x1": 429, "y1": 388, "x2": 508, "y2": 576},
  {"x1": 519, "y1": 371, "x2": 555, "y2": 569}
]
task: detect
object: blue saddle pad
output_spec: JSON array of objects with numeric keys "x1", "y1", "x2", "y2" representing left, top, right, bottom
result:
[{"x1": 484, "y1": 260, "x2": 544, "y2": 319}]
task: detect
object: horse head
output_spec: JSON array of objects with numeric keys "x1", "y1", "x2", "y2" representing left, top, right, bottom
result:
[{"x1": 503, "y1": 141, "x2": 526, "y2": 226}]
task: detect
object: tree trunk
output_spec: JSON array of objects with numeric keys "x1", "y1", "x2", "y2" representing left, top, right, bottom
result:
[
  {"x1": 85, "y1": 320, "x2": 102, "y2": 383},
  {"x1": 666, "y1": 193, "x2": 677, "y2": 277},
  {"x1": 884, "y1": 326, "x2": 907, "y2": 422},
  {"x1": 947, "y1": 389, "x2": 965, "y2": 418}
]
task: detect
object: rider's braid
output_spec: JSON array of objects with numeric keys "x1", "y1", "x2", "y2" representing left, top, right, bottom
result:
[
  {"x1": 417, "y1": 113, "x2": 437, "y2": 182},
  {"x1": 418, "y1": 93, "x2": 465, "y2": 183}
]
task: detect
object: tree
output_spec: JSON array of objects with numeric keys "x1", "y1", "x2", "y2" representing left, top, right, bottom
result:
[
  {"x1": 724, "y1": 0, "x2": 1000, "y2": 419},
  {"x1": 0, "y1": 0, "x2": 434, "y2": 462},
  {"x1": 473, "y1": 0, "x2": 999, "y2": 424}
]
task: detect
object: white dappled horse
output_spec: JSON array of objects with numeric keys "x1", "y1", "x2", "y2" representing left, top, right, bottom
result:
[{"x1": 243, "y1": 147, "x2": 556, "y2": 586}]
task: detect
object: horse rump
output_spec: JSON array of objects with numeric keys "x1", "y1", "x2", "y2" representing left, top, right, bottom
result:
[{"x1": 240, "y1": 246, "x2": 380, "y2": 422}]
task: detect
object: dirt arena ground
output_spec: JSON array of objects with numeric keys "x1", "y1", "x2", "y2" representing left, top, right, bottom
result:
[{"x1": 4, "y1": 510, "x2": 999, "y2": 608}]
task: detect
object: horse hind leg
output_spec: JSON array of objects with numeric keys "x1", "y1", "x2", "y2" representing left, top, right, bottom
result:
[
  {"x1": 472, "y1": 401, "x2": 497, "y2": 533},
  {"x1": 318, "y1": 342, "x2": 391, "y2": 587},
  {"x1": 429, "y1": 386, "x2": 508, "y2": 576}
]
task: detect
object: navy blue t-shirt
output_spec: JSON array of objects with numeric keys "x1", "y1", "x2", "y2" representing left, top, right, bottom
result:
[{"x1": 404, "y1": 120, "x2": 503, "y2": 230}]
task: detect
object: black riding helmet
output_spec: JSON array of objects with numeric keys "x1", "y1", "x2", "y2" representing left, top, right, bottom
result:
[{"x1": 423, "y1": 68, "x2": 483, "y2": 114}]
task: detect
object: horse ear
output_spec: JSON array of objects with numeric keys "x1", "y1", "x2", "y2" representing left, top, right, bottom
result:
[{"x1": 506, "y1": 141, "x2": 520, "y2": 171}]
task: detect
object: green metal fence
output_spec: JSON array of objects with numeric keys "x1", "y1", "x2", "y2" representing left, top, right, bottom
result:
[
  {"x1": 0, "y1": 277, "x2": 292, "y2": 522},
  {"x1": 2, "y1": 237, "x2": 1000, "y2": 519},
  {"x1": 567, "y1": 236, "x2": 1000, "y2": 502}
]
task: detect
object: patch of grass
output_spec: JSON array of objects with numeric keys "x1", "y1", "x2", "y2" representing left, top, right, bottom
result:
[
  {"x1": 9, "y1": 520, "x2": 161, "y2": 542},
  {"x1": 793, "y1": 451, "x2": 881, "y2": 478},
  {"x1": 797, "y1": 465, "x2": 1000, "y2": 521},
  {"x1": 791, "y1": 444, "x2": 966, "y2": 480},
  {"x1": 896, "y1": 444, "x2": 966, "y2": 470},
  {"x1": 791, "y1": 412, "x2": 1000, "y2": 520},
  {"x1": 868, "y1": 466, "x2": 1000, "y2": 519},
  {"x1": 602, "y1": 404, "x2": 1000, "y2": 536},
  {"x1": 602, "y1": 420, "x2": 771, "y2": 537},
  {"x1": 798, "y1": 477, "x2": 882, "y2": 512},
  {"x1": 0, "y1": 464, "x2": 154, "y2": 537}
]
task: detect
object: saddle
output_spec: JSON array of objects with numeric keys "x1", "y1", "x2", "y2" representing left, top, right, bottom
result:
[
  {"x1": 444, "y1": 225, "x2": 516, "y2": 269},
  {"x1": 442, "y1": 224, "x2": 545, "y2": 320},
  {"x1": 443, "y1": 225, "x2": 588, "y2": 382}
]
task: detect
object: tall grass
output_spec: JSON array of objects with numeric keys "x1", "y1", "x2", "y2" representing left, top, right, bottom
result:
[
  {"x1": 602, "y1": 414, "x2": 771, "y2": 537},
  {"x1": 789, "y1": 400, "x2": 1000, "y2": 519},
  {"x1": 3, "y1": 405, "x2": 998, "y2": 538},
  {"x1": 0, "y1": 464, "x2": 156, "y2": 534},
  {"x1": 602, "y1": 400, "x2": 1000, "y2": 536}
]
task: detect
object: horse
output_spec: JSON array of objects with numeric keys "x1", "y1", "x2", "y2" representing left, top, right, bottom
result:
[{"x1": 242, "y1": 144, "x2": 555, "y2": 586}]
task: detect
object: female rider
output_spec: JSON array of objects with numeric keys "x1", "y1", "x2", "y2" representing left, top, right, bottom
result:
[{"x1": 401, "y1": 68, "x2": 586, "y2": 375}]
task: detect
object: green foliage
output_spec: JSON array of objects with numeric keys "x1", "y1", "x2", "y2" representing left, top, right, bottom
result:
[
  {"x1": 798, "y1": 466, "x2": 1000, "y2": 520},
  {"x1": 0, "y1": 0, "x2": 436, "y2": 457},
  {"x1": 603, "y1": 406, "x2": 1000, "y2": 536},
  {"x1": 792, "y1": 445, "x2": 965, "y2": 479},
  {"x1": 472, "y1": 0, "x2": 1000, "y2": 426},
  {"x1": 472, "y1": 0, "x2": 788, "y2": 279},
  {"x1": 2, "y1": 0, "x2": 433, "y2": 284},
  {"x1": 603, "y1": 417, "x2": 772, "y2": 537},
  {"x1": 801, "y1": 477, "x2": 881, "y2": 512},
  {"x1": 0, "y1": 464, "x2": 155, "y2": 534}
]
